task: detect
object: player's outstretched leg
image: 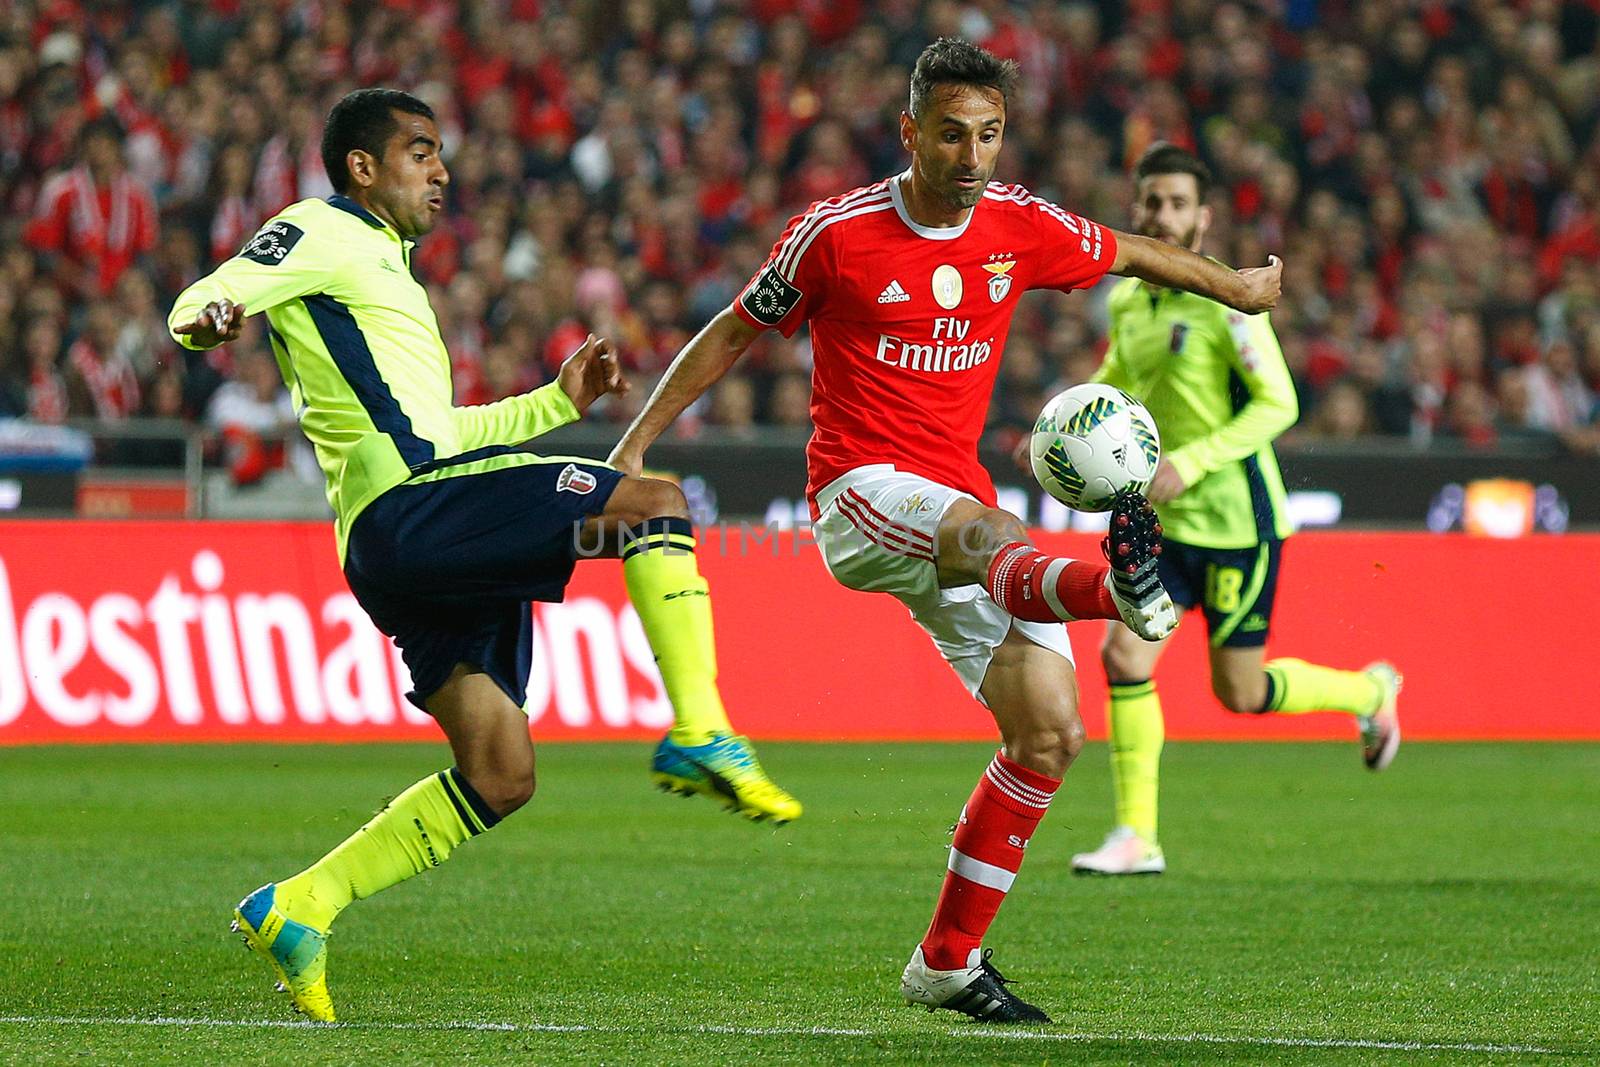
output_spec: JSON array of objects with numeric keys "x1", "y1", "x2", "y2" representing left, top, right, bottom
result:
[
  {"x1": 967, "y1": 491, "x2": 1178, "y2": 641},
  {"x1": 901, "y1": 628, "x2": 1077, "y2": 1024},
  {"x1": 1241, "y1": 656, "x2": 1403, "y2": 771},
  {"x1": 233, "y1": 669, "x2": 528, "y2": 1021},
  {"x1": 592, "y1": 478, "x2": 801, "y2": 822}
]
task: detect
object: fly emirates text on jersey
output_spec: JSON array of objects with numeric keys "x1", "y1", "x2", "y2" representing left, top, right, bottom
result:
[{"x1": 874, "y1": 316, "x2": 995, "y2": 374}]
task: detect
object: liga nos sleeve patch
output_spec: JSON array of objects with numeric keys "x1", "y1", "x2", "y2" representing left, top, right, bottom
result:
[
  {"x1": 237, "y1": 220, "x2": 306, "y2": 265},
  {"x1": 740, "y1": 265, "x2": 803, "y2": 326}
]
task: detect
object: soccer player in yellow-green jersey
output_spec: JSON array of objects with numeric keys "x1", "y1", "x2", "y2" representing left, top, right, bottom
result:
[
  {"x1": 1070, "y1": 143, "x2": 1403, "y2": 876},
  {"x1": 168, "y1": 89, "x2": 799, "y2": 1022}
]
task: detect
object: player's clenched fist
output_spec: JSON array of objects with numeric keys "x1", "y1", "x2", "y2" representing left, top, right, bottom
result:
[
  {"x1": 1233, "y1": 255, "x2": 1282, "y2": 314},
  {"x1": 558, "y1": 333, "x2": 630, "y2": 414},
  {"x1": 172, "y1": 299, "x2": 247, "y2": 348}
]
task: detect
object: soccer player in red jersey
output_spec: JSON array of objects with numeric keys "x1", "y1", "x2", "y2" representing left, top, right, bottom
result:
[{"x1": 610, "y1": 39, "x2": 1282, "y2": 1023}]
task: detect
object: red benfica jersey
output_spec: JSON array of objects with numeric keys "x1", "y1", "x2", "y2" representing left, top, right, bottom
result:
[{"x1": 732, "y1": 173, "x2": 1117, "y2": 509}]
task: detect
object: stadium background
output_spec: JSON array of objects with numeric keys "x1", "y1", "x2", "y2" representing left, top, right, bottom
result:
[
  {"x1": 2, "y1": 0, "x2": 1598, "y2": 744},
  {"x1": 1, "y1": 4, "x2": 1598, "y2": 1062}
]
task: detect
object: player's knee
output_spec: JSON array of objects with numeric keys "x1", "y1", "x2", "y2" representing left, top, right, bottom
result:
[
  {"x1": 1213, "y1": 675, "x2": 1268, "y2": 715},
  {"x1": 476, "y1": 765, "x2": 536, "y2": 816},
  {"x1": 947, "y1": 507, "x2": 1023, "y2": 561},
  {"x1": 461, "y1": 741, "x2": 537, "y2": 816},
  {"x1": 599, "y1": 478, "x2": 691, "y2": 545},
  {"x1": 1008, "y1": 714, "x2": 1085, "y2": 778},
  {"x1": 1059, "y1": 715, "x2": 1087, "y2": 760},
  {"x1": 502, "y1": 768, "x2": 536, "y2": 812},
  {"x1": 615, "y1": 477, "x2": 689, "y2": 527},
  {"x1": 974, "y1": 510, "x2": 1026, "y2": 554},
  {"x1": 1099, "y1": 642, "x2": 1146, "y2": 684}
]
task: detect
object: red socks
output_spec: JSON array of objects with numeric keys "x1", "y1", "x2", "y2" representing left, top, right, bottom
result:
[
  {"x1": 987, "y1": 541, "x2": 1115, "y2": 623},
  {"x1": 921, "y1": 751, "x2": 1062, "y2": 970}
]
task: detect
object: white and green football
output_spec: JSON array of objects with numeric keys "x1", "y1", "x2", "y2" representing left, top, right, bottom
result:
[{"x1": 1030, "y1": 383, "x2": 1161, "y2": 512}]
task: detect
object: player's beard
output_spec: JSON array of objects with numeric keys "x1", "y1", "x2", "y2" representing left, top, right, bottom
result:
[
  {"x1": 943, "y1": 173, "x2": 989, "y2": 209},
  {"x1": 1143, "y1": 223, "x2": 1199, "y2": 251}
]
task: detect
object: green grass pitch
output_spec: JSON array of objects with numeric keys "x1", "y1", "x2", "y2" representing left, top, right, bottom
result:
[{"x1": 0, "y1": 742, "x2": 1595, "y2": 1064}]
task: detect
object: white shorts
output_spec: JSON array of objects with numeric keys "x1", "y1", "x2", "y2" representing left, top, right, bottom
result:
[{"x1": 812, "y1": 465, "x2": 1074, "y2": 700}]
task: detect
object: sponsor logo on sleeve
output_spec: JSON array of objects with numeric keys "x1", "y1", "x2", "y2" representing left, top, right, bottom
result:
[
  {"x1": 237, "y1": 220, "x2": 305, "y2": 266},
  {"x1": 739, "y1": 265, "x2": 804, "y2": 326},
  {"x1": 556, "y1": 464, "x2": 598, "y2": 495}
]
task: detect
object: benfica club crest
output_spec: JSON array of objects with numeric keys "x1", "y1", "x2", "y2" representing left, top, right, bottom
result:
[{"x1": 982, "y1": 259, "x2": 1016, "y2": 302}]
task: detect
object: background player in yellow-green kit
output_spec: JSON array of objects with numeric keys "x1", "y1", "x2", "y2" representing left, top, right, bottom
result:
[
  {"x1": 1070, "y1": 143, "x2": 1402, "y2": 876},
  {"x1": 168, "y1": 89, "x2": 799, "y2": 1021}
]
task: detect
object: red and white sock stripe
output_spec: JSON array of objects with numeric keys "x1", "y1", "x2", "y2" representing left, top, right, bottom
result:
[
  {"x1": 987, "y1": 540, "x2": 1114, "y2": 623},
  {"x1": 947, "y1": 808, "x2": 1018, "y2": 892},
  {"x1": 987, "y1": 543, "x2": 1032, "y2": 604},
  {"x1": 983, "y1": 752, "x2": 1056, "y2": 813},
  {"x1": 988, "y1": 543, "x2": 1080, "y2": 619}
]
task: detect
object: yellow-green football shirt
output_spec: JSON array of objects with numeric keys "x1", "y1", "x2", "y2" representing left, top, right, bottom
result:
[
  {"x1": 1093, "y1": 274, "x2": 1298, "y2": 548},
  {"x1": 169, "y1": 196, "x2": 580, "y2": 557}
]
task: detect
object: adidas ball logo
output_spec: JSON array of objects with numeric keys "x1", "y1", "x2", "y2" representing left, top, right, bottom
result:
[{"x1": 877, "y1": 279, "x2": 911, "y2": 304}]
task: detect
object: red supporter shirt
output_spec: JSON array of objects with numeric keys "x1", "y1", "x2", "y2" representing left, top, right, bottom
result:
[
  {"x1": 732, "y1": 174, "x2": 1117, "y2": 511},
  {"x1": 23, "y1": 167, "x2": 157, "y2": 295}
]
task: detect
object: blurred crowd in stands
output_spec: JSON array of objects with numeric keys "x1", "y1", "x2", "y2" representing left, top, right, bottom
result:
[{"x1": 6, "y1": 0, "x2": 1600, "y2": 473}]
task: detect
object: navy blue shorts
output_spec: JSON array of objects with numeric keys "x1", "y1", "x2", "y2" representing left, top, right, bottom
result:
[
  {"x1": 343, "y1": 456, "x2": 623, "y2": 710},
  {"x1": 1157, "y1": 538, "x2": 1283, "y2": 648}
]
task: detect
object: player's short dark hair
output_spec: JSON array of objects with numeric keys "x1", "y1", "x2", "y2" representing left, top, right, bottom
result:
[
  {"x1": 321, "y1": 88, "x2": 436, "y2": 194},
  {"x1": 1133, "y1": 141, "x2": 1212, "y2": 202},
  {"x1": 908, "y1": 38, "x2": 1019, "y2": 119}
]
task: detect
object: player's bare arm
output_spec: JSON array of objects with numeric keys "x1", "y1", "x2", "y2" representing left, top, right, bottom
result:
[
  {"x1": 608, "y1": 306, "x2": 759, "y2": 476},
  {"x1": 171, "y1": 298, "x2": 246, "y2": 348},
  {"x1": 1110, "y1": 232, "x2": 1282, "y2": 314}
]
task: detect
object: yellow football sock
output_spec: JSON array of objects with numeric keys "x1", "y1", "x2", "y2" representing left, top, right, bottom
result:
[
  {"x1": 1263, "y1": 658, "x2": 1382, "y2": 716},
  {"x1": 1108, "y1": 680, "x2": 1164, "y2": 842},
  {"x1": 622, "y1": 518, "x2": 733, "y2": 746},
  {"x1": 275, "y1": 768, "x2": 499, "y2": 931}
]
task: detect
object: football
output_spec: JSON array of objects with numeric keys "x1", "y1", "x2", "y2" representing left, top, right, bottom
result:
[{"x1": 1029, "y1": 383, "x2": 1162, "y2": 511}]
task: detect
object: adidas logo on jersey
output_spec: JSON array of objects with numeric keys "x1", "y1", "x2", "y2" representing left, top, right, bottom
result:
[{"x1": 877, "y1": 280, "x2": 911, "y2": 304}]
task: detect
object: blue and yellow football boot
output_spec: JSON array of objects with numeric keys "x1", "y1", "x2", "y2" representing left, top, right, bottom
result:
[
  {"x1": 652, "y1": 733, "x2": 803, "y2": 823},
  {"x1": 231, "y1": 884, "x2": 336, "y2": 1022}
]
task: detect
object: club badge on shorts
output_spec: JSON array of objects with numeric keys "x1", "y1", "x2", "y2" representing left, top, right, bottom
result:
[
  {"x1": 556, "y1": 463, "x2": 597, "y2": 495},
  {"x1": 932, "y1": 264, "x2": 963, "y2": 310}
]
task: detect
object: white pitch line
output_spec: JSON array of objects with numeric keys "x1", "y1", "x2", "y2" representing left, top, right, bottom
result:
[
  {"x1": 0, "y1": 1016, "x2": 867, "y2": 1038},
  {"x1": 959, "y1": 1028, "x2": 1562, "y2": 1055},
  {"x1": 0, "y1": 1015, "x2": 1563, "y2": 1054}
]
